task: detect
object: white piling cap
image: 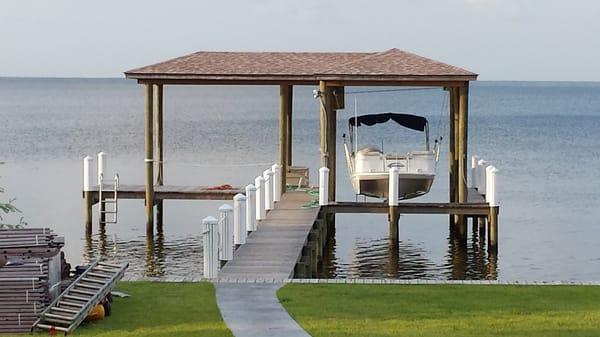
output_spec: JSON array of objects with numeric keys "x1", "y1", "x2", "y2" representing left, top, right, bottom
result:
[
  {"x1": 478, "y1": 159, "x2": 487, "y2": 165},
  {"x1": 245, "y1": 183, "x2": 256, "y2": 191},
  {"x1": 84, "y1": 155, "x2": 93, "y2": 160},
  {"x1": 233, "y1": 193, "x2": 246, "y2": 201},
  {"x1": 202, "y1": 216, "x2": 217, "y2": 225},
  {"x1": 255, "y1": 176, "x2": 265, "y2": 184},
  {"x1": 264, "y1": 169, "x2": 273, "y2": 177},
  {"x1": 218, "y1": 204, "x2": 233, "y2": 212},
  {"x1": 319, "y1": 167, "x2": 330, "y2": 173}
]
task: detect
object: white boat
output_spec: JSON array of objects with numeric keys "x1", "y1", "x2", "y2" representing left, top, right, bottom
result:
[{"x1": 343, "y1": 112, "x2": 439, "y2": 200}]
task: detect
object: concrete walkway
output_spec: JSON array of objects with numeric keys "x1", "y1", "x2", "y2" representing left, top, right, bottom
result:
[{"x1": 215, "y1": 283, "x2": 310, "y2": 337}]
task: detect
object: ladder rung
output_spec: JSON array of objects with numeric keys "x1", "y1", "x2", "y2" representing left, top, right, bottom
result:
[
  {"x1": 88, "y1": 272, "x2": 111, "y2": 279},
  {"x1": 82, "y1": 277, "x2": 107, "y2": 284},
  {"x1": 44, "y1": 312, "x2": 75, "y2": 321},
  {"x1": 35, "y1": 324, "x2": 69, "y2": 332},
  {"x1": 51, "y1": 307, "x2": 79, "y2": 315},
  {"x1": 102, "y1": 199, "x2": 117, "y2": 203},
  {"x1": 58, "y1": 301, "x2": 84, "y2": 308},
  {"x1": 100, "y1": 210, "x2": 117, "y2": 214},
  {"x1": 43, "y1": 316, "x2": 72, "y2": 325},
  {"x1": 94, "y1": 266, "x2": 119, "y2": 273},
  {"x1": 77, "y1": 282, "x2": 102, "y2": 290},
  {"x1": 98, "y1": 262, "x2": 122, "y2": 269},
  {"x1": 64, "y1": 294, "x2": 92, "y2": 302},
  {"x1": 70, "y1": 288, "x2": 96, "y2": 296}
]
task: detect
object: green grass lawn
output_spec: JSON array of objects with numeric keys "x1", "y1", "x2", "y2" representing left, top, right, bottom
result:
[
  {"x1": 278, "y1": 284, "x2": 600, "y2": 337},
  {"x1": 11, "y1": 282, "x2": 232, "y2": 337}
]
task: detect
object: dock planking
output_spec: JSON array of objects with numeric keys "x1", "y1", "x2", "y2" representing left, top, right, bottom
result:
[
  {"x1": 328, "y1": 188, "x2": 490, "y2": 215},
  {"x1": 219, "y1": 191, "x2": 319, "y2": 280},
  {"x1": 86, "y1": 184, "x2": 243, "y2": 203}
]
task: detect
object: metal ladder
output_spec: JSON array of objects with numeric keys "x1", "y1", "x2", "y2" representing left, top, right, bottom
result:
[
  {"x1": 31, "y1": 260, "x2": 129, "y2": 335},
  {"x1": 99, "y1": 173, "x2": 119, "y2": 225}
]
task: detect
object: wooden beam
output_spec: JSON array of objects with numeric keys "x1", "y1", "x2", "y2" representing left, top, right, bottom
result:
[
  {"x1": 144, "y1": 84, "x2": 154, "y2": 235},
  {"x1": 279, "y1": 85, "x2": 291, "y2": 190},
  {"x1": 154, "y1": 84, "x2": 164, "y2": 232},
  {"x1": 286, "y1": 86, "x2": 293, "y2": 166}
]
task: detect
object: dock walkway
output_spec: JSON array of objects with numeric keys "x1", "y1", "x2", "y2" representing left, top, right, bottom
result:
[{"x1": 218, "y1": 191, "x2": 319, "y2": 280}]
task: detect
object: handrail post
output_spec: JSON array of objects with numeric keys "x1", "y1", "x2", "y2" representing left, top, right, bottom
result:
[
  {"x1": 233, "y1": 193, "x2": 247, "y2": 246},
  {"x1": 83, "y1": 156, "x2": 93, "y2": 235},
  {"x1": 319, "y1": 167, "x2": 329, "y2": 206},
  {"x1": 245, "y1": 184, "x2": 257, "y2": 232},
  {"x1": 202, "y1": 216, "x2": 218, "y2": 278},
  {"x1": 218, "y1": 204, "x2": 234, "y2": 263},
  {"x1": 255, "y1": 176, "x2": 266, "y2": 221},
  {"x1": 272, "y1": 164, "x2": 281, "y2": 202},
  {"x1": 264, "y1": 169, "x2": 274, "y2": 210},
  {"x1": 388, "y1": 167, "x2": 400, "y2": 242},
  {"x1": 97, "y1": 152, "x2": 106, "y2": 186}
]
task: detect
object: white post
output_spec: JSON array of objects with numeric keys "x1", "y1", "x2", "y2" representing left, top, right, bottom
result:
[
  {"x1": 471, "y1": 155, "x2": 479, "y2": 189},
  {"x1": 263, "y1": 169, "x2": 274, "y2": 210},
  {"x1": 202, "y1": 216, "x2": 218, "y2": 279},
  {"x1": 97, "y1": 151, "x2": 106, "y2": 185},
  {"x1": 218, "y1": 204, "x2": 234, "y2": 262},
  {"x1": 83, "y1": 156, "x2": 93, "y2": 192},
  {"x1": 486, "y1": 166, "x2": 499, "y2": 206},
  {"x1": 478, "y1": 159, "x2": 488, "y2": 195},
  {"x1": 388, "y1": 167, "x2": 400, "y2": 206},
  {"x1": 245, "y1": 184, "x2": 257, "y2": 232},
  {"x1": 233, "y1": 193, "x2": 246, "y2": 245},
  {"x1": 271, "y1": 164, "x2": 281, "y2": 202},
  {"x1": 319, "y1": 167, "x2": 329, "y2": 206},
  {"x1": 255, "y1": 176, "x2": 266, "y2": 220}
]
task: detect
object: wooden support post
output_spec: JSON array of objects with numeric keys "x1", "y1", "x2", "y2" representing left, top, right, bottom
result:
[
  {"x1": 144, "y1": 84, "x2": 155, "y2": 235},
  {"x1": 279, "y1": 85, "x2": 291, "y2": 191},
  {"x1": 83, "y1": 155, "x2": 93, "y2": 236},
  {"x1": 456, "y1": 84, "x2": 469, "y2": 238},
  {"x1": 448, "y1": 88, "x2": 459, "y2": 230},
  {"x1": 478, "y1": 216, "x2": 486, "y2": 238},
  {"x1": 155, "y1": 84, "x2": 164, "y2": 232},
  {"x1": 389, "y1": 207, "x2": 400, "y2": 243},
  {"x1": 326, "y1": 85, "x2": 337, "y2": 201},
  {"x1": 488, "y1": 206, "x2": 499, "y2": 252},
  {"x1": 287, "y1": 86, "x2": 293, "y2": 166},
  {"x1": 84, "y1": 192, "x2": 93, "y2": 236},
  {"x1": 319, "y1": 81, "x2": 328, "y2": 168}
]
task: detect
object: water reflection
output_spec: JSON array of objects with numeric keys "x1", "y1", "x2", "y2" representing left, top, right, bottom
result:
[
  {"x1": 322, "y1": 220, "x2": 498, "y2": 280},
  {"x1": 83, "y1": 228, "x2": 202, "y2": 279}
]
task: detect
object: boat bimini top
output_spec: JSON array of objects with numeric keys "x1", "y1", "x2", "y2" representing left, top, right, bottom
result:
[{"x1": 348, "y1": 112, "x2": 431, "y2": 151}]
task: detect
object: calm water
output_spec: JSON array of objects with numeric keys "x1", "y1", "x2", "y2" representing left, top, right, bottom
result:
[{"x1": 1, "y1": 78, "x2": 599, "y2": 281}]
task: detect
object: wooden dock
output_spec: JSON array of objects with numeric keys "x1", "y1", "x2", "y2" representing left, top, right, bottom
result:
[
  {"x1": 328, "y1": 188, "x2": 490, "y2": 215},
  {"x1": 218, "y1": 191, "x2": 320, "y2": 280},
  {"x1": 86, "y1": 184, "x2": 243, "y2": 203}
]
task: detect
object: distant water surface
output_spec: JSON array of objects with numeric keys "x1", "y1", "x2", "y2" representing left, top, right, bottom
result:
[{"x1": 1, "y1": 78, "x2": 599, "y2": 281}]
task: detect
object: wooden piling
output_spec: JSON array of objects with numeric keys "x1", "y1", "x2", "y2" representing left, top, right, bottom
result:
[
  {"x1": 488, "y1": 206, "x2": 499, "y2": 252},
  {"x1": 155, "y1": 84, "x2": 164, "y2": 232},
  {"x1": 388, "y1": 206, "x2": 400, "y2": 243},
  {"x1": 84, "y1": 191, "x2": 93, "y2": 236},
  {"x1": 144, "y1": 84, "x2": 155, "y2": 235},
  {"x1": 327, "y1": 86, "x2": 339, "y2": 202},
  {"x1": 279, "y1": 85, "x2": 291, "y2": 190},
  {"x1": 457, "y1": 84, "x2": 469, "y2": 223}
]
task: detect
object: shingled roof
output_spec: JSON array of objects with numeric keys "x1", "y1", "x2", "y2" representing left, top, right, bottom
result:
[{"x1": 125, "y1": 48, "x2": 477, "y2": 84}]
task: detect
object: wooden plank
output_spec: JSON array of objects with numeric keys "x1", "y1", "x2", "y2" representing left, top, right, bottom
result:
[
  {"x1": 86, "y1": 185, "x2": 243, "y2": 201},
  {"x1": 218, "y1": 191, "x2": 320, "y2": 279}
]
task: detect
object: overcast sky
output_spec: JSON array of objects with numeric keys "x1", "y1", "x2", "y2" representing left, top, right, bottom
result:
[{"x1": 1, "y1": 0, "x2": 598, "y2": 81}]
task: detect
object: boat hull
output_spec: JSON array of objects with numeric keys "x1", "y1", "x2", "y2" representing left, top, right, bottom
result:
[{"x1": 351, "y1": 173, "x2": 434, "y2": 200}]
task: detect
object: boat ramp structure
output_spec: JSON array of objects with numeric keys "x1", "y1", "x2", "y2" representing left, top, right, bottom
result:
[{"x1": 83, "y1": 48, "x2": 500, "y2": 279}]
